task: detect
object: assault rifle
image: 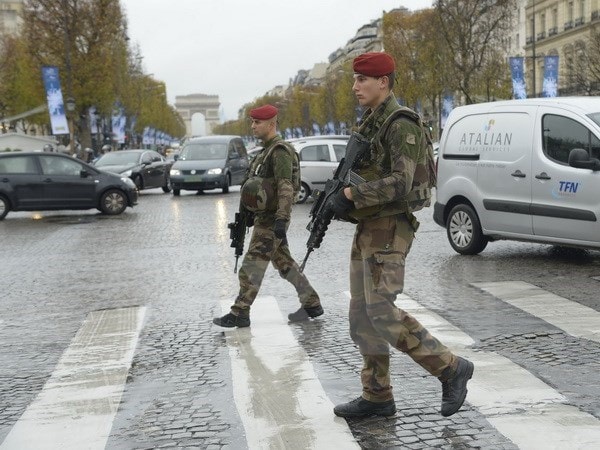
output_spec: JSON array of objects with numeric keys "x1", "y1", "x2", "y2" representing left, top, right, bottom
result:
[
  {"x1": 299, "y1": 131, "x2": 371, "y2": 272},
  {"x1": 228, "y1": 208, "x2": 254, "y2": 273}
]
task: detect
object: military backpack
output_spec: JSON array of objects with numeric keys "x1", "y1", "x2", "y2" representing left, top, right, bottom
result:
[
  {"x1": 374, "y1": 106, "x2": 436, "y2": 213},
  {"x1": 240, "y1": 139, "x2": 301, "y2": 212}
]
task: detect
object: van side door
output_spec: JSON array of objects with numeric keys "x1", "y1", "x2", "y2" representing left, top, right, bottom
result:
[
  {"x1": 531, "y1": 111, "x2": 600, "y2": 243},
  {"x1": 474, "y1": 110, "x2": 534, "y2": 235}
]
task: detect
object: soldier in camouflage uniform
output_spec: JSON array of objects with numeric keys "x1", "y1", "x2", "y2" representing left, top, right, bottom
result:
[
  {"x1": 213, "y1": 105, "x2": 323, "y2": 328},
  {"x1": 330, "y1": 53, "x2": 474, "y2": 418}
]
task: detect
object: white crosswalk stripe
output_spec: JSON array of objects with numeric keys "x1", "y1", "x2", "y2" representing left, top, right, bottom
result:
[
  {"x1": 219, "y1": 296, "x2": 359, "y2": 450},
  {"x1": 0, "y1": 307, "x2": 146, "y2": 450},
  {"x1": 472, "y1": 281, "x2": 600, "y2": 344},
  {"x1": 395, "y1": 288, "x2": 600, "y2": 450}
]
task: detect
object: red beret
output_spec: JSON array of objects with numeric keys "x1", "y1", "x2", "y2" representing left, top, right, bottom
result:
[
  {"x1": 353, "y1": 52, "x2": 395, "y2": 77},
  {"x1": 250, "y1": 104, "x2": 278, "y2": 120}
]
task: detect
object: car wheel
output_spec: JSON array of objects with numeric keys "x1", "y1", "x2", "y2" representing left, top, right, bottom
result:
[
  {"x1": 173, "y1": 188, "x2": 181, "y2": 196},
  {"x1": 162, "y1": 175, "x2": 172, "y2": 193},
  {"x1": 222, "y1": 174, "x2": 230, "y2": 193},
  {"x1": 446, "y1": 203, "x2": 488, "y2": 255},
  {"x1": 134, "y1": 175, "x2": 143, "y2": 190},
  {"x1": 99, "y1": 189, "x2": 128, "y2": 215},
  {"x1": 296, "y1": 182, "x2": 311, "y2": 204},
  {"x1": 0, "y1": 195, "x2": 9, "y2": 220}
]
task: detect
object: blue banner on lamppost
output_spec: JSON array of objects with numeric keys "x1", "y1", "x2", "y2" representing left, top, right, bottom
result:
[
  {"x1": 41, "y1": 66, "x2": 70, "y2": 135},
  {"x1": 542, "y1": 55, "x2": 559, "y2": 98},
  {"x1": 509, "y1": 57, "x2": 527, "y2": 99}
]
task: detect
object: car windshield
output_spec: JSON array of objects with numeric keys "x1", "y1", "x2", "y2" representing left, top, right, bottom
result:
[
  {"x1": 96, "y1": 152, "x2": 140, "y2": 165},
  {"x1": 180, "y1": 143, "x2": 227, "y2": 160}
]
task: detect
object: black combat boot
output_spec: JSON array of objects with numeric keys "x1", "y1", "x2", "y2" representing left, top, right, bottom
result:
[
  {"x1": 333, "y1": 397, "x2": 396, "y2": 418},
  {"x1": 288, "y1": 305, "x2": 324, "y2": 322},
  {"x1": 440, "y1": 356, "x2": 474, "y2": 417},
  {"x1": 212, "y1": 312, "x2": 250, "y2": 328}
]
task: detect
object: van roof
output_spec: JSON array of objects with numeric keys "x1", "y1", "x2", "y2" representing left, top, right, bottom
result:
[{"x1": 453, "y1": 97, "x2": 600, "y2": 114}]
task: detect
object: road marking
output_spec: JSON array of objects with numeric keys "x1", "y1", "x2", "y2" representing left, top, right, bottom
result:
[
  {"x1": 1, "y1": 306, "x2": 146, "y2": 450},
  {"x1": 395, "y1": 293, "x2": 600, "y2": 450},
  {"x1": 472, "y1": 281, "x2": 600, "y2": 344},
  {"x1": 219, "y1": 296, "x2": 359, "y2": 449}
]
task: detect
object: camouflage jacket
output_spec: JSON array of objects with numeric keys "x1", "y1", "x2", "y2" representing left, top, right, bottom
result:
[
  {"x1": 349, "y1": 94, "x2": 426, "y2": 220},
  {"x1": 246, "y1": 135, "x2": 296, "y2": 223}
]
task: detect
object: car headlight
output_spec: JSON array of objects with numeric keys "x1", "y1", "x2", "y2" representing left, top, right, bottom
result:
[
  {"x1": 122, "y1": 169, "x2": 132, "y2": 177},
  {"x1": 170, "y1": 169, "x2": 181, "y2": 176},
  {"x1": 207, "y1": 168, "x2": 222, "y2": 175}
]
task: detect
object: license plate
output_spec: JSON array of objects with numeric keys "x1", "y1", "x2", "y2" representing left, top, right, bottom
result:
[{"x1": 185, "y1": 175, "x2": 202, "y2": 182}]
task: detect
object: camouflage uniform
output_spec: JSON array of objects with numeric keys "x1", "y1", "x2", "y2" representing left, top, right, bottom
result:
[
  {"x1": 347, "y1": 94, "x2": 457, "y2": 402},
  {"x1": 231, "y1": 136, "x2": 320, "y2": 317}
]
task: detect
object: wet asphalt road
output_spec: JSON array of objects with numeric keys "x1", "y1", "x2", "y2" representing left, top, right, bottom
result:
[{"x1": 1, "y1": 186, "x2": 600, "y2": 449}]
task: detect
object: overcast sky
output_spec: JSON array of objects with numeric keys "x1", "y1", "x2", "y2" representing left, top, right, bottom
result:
[{"x1": 121, "y1": 0, "x2": 434, "y2": 121}]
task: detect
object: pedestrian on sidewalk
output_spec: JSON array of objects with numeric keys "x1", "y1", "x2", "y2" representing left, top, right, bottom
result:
[
  {"x1": 329, "y1": 52, "x2": 474, "y2": 418},
  {"x1": 213, "y1": 104, "x2": 323, "y2": 328}
]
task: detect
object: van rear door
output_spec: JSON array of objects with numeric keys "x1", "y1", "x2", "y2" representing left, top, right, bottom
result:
[{"x1": 531, "y1": 109, "x2": 600, "y2": 244}]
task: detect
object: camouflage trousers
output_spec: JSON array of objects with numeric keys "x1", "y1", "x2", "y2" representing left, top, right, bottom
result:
[
  {"x1": 231, "y1": 220, "x2": 320, "y2": 317},
  {"x1": 349, "y1": 214, "x2": 456, "y2": 402}
]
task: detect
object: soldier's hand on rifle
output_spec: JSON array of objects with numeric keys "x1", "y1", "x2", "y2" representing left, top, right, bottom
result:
[
  {"x1": 273, "y1": 219, "x2": 287, "y2": 240},
  {"x1": 329, "y1": 189, "x2": 354, "y2": 216}
]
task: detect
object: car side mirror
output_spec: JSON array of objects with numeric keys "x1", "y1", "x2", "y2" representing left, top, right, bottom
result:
[
  {"x1": 80, "y1": 169, "x2": 90, "y2": 178},
  {"x1": 568, "y1": 148, "x2": 600, "y2": 171},
  {"x1": 174, "y1": 154, "x2": 179, "y2": 161},
  {"x1": 228, "y1": 152, "x2": 239, "y2": 160}
]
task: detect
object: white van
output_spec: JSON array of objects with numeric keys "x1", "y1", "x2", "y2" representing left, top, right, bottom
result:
[{"x1": 433, "y1": 97, "x2": 600, "y2": 254}]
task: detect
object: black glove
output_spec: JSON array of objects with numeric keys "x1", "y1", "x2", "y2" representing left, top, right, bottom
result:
[
  {"x1": 273, "y1": 219, "x2": 287, "y2": 240},
  {"x1": 329, "y1": 190, "x2": 354, "y2": 216}
]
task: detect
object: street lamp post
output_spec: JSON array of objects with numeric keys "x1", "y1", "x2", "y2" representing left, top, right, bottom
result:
[{"x1": 65, "y1": 97, "x2": 76, "y2": 155}]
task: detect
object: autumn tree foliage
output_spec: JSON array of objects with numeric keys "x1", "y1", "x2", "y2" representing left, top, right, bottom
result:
[{"x1": 0, "y1": 0, "x2": 184, "y2": 143}]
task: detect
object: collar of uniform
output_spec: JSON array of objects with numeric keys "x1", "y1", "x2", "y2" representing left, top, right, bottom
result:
[
  {"x1": 262, "y1": 135, "x2": 282, "y2": 149},
  {"x1": 359, "y1": 94, "x2": 400, "y2": 136}
]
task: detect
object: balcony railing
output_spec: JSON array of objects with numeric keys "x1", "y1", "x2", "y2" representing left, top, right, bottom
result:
[
  {"x1": 564, "y1": 20, "x2": 574, "y2": 30},
  {"x1": 548, "y1": 27, "x2": 558, "y2": 36},
  {"x1": 575, "y1": 17, "x2": 584, "y2": 26},
  {"x1": 537, "y1": 31, "x2": 546, "y2": 40},
  {"x1": 593, "y1": 10, "x2": 600, "y2": 21},
  {"x1": 526, "y1": 36, "x2": 534, "y2": 44}
]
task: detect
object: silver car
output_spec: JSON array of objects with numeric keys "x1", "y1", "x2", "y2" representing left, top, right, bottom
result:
[{"x1": 289, "y1": 136, "x2": 349, "y2": 203}]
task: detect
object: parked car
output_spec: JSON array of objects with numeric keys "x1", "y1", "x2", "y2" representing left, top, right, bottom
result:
[
  {"x1": 170, "y1": 135, "x2": 249, "y2": 195},
  {"x1": 93, "y1": 149, "x2": 172, "y2": 193},
  {"x1": 289, "y1": 135, "x2": 350, "y2": 203},
  {"x1": 0, "y1": 152, "x2": 138, "y2": 220},
  {"x1": 434, "y1": 97, "x2": 600, "y2": 254}
]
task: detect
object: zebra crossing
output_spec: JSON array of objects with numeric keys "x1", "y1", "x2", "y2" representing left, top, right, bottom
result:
[{"x1": 1, "y1": 282, "x2": 599, "y2": 449}]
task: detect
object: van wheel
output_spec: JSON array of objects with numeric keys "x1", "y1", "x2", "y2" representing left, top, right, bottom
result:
[
  {"x1": 296, "y1": 182, "x2": 310, "y2": 204},
  {"x1": 0, "y1": 195, "x2": 9, "y2": 220},
  {"x1": 222, "y1": 174, "x2": 230, "y2": 193},
  {"x1": 446, "y1": 204, "x2": 488, "y2": 255}
]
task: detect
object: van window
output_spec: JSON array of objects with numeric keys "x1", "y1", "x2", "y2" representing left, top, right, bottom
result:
[
  {"x1": 542, "y1": 114, "x2": 600, "y2": 163},
  {"x1": 233, "y1": 139, "x2": 247, "y2": 157},
  {"x1": 300, "y1": 145, "x2": 331, "y2": 162}
]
